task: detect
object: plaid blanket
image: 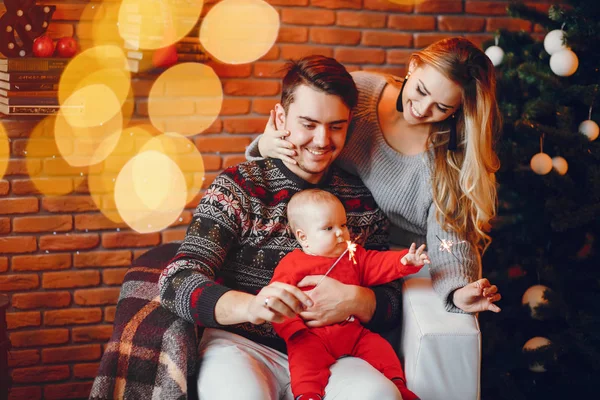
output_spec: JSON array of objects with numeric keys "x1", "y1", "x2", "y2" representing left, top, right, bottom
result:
[{"x1": 90, "y1": 242, "x2": 199, "y2": 400}]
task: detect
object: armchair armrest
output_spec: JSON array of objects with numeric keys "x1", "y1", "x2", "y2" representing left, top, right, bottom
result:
[{"x1": 401, "y1": 277, "x2": 481, "y2": 400}]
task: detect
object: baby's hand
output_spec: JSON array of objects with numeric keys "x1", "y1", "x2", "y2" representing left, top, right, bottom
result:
[{"x1": 400, "y1": 243, "x2": 430, "y2": 266}]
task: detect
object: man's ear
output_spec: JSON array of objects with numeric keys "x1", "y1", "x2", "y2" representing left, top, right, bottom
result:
[
  {"x1": 408, "y1": 59, "x2": 418, "y2": 75},
  {"x1": 274, "y1": 103, "x2": 287, "y2": 131},
  {"x1": 296, "y1": 229, "x2": 308, "y2": 247}
]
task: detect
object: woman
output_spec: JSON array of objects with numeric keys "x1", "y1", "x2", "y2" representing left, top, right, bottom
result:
[{"x1": 247, "y1": 37, "x2": 502, "y2": 315}]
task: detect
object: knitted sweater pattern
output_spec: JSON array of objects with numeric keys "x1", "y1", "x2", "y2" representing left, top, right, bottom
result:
[
  {"x1": 159, "y1": 158, "x2": 399, "y2": 352},
  {"x1": 245, "y1": 71, "x2": 480, "y2": 312}
]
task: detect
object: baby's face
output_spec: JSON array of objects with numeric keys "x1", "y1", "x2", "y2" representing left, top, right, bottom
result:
[{"x1": 299, "y1": 200, "x2": 350, "y2": 257}]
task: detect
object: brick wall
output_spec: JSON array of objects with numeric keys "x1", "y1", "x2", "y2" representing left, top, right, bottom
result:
[{"x1": 1, "y1": 0, "x2": 556, "y2": 398}]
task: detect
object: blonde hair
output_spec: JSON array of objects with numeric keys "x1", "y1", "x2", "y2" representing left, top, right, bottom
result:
[
  {"x1": 287, "y1": 189, "x2": 341, "y2": 234},
  {"x1": 410, "y1": 37, "x2": 501, "y2": 254}
]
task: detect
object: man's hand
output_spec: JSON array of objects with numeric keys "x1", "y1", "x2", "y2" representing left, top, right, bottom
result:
[
  {"x1": 452, "y1": 278, "x2": 501, "y2": 313},
  {"x1": 247, "y1": 282, "x2": 314, "y2": 325},
  {"x1": 400, "y1": 243, "x2": 430, "y2": 266},
  {"x1": 297, "y1": 276, "x2": 375, "y2": 327}
]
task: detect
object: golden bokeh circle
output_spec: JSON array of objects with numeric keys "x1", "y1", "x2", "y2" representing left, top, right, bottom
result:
[
  {"x1": 139, "y1": 132, "x2": 205, "y2": 203},
  {"x1": 114, "y1": 150, "x2": 187, "y2": 233},
  {"x1": 87, "y1": 124, "x2": 156, "y2": 222},
  {"x1": 59, "y1": 45, "x2": 130, "y2": 107},
  {"x1": 148, "y1": 62, "x2": 223, "y2": 136},
  {"x1": 26, "y1": 116, "x2": 88, "y2": 196},
  {"x1": 61, "y1": 83, "x2": 123, "y2": 129},
  {"x1": 199, "y1": 0, "x2": 279, "y2": 64},
  {"x1": 118, "y1": 0, "x2": 204, "y2": 50},
  {"x1": 54, "y1": 97, "x2": 123, "y2": 168},
  {"x1": 80, "y1": 1, "x2": 124, "y2": 49},
  {"x1": 0, "y1": 123, "x2": 8, "y2": 181}
]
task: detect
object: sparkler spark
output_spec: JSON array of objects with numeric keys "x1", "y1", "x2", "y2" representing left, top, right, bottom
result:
[
  {"x1": 314, "y1": 233, "x2": 362, "y2": 287},
  {"x1": 347, "y1": 240, "x2": 357, "y2": 264},
  {"x1": 435, "y1": 235, "x2": 466, "y2": 262}
]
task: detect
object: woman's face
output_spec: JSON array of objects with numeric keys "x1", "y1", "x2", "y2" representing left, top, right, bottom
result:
[{"x1": 401, "y1": 63, "x2": 463, "y2": 125}]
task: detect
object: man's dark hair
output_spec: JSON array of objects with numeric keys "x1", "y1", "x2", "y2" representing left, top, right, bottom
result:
[{"x1": 280, "y1": 55, "x2": 358, "y2": 112}]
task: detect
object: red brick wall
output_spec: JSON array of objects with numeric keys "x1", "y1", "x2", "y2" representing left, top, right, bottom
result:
[{"x1": 1, "y1": 0, "x2": 556, "y2": 398}]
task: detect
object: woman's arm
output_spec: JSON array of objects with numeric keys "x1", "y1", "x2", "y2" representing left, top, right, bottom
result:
[
  {"x1": 245, "y1": 110, "x2": 297, "y2": 163},
  {"x1": 245, "y1": 134, "x2": 263, "y2": 161},
  {"x1": 158, "y1": 176, "x2": 240, "y2": 326},
  {"x1": 425, "y1": 203, "x2": 501, "y2": 313}
]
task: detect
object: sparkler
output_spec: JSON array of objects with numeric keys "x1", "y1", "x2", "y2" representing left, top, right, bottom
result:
[
  {"x1": 435, "y1": 235, "x2": 466, "y2": 262},
  {"x1": 314, "y1": 233, "x2": 362, "y2": 288}
]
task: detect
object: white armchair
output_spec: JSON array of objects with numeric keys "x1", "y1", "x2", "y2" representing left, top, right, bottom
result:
[{"x1": 399, "y1": 274, "x2": 481, "y2": 400}]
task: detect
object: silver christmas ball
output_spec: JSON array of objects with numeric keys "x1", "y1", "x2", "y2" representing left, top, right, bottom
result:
[
  {"x1": 530, "y1": 152, "x2": 553, "y2": 175},
  {"x1": 549, "y1": 49, "x2": 579, "y2": 77},
  {"x1": 543, "y1": 29, "x2": 567, "y2": 55},
  {"x1": 485, "y1": 45, "x2": 505, "y2": 67},
  {"x1": 579, "y1": 119, "x2": 599, "y2": 141},
  {"x1": 551, "y1": 156, "x2": 568, "y2": 175}
]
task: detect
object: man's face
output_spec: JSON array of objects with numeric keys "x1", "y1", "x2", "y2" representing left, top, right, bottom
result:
[{"x1": 275, "y1": 85, "x2": 351, "y2": 183}]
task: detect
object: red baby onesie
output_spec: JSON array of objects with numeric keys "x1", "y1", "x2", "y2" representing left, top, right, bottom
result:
[{"x1": 270, "y1": 245, "x2": 421, "y2": 400}]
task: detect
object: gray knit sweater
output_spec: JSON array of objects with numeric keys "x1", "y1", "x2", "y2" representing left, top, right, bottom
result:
[{"x1": 246, "y1": 71, "x2": 479, "y2": 312}]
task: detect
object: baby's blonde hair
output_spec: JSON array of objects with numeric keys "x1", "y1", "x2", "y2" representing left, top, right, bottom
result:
[{"x1": 287, "y1": 189, "x2": 342, "y2": 235}]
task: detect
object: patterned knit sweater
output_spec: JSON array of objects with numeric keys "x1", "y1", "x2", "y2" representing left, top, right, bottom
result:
[
  {"x1": 159, "y1": 158, "x2": 399, "y2": 353},
  {"x1": 246, "y1": 71, "x2": 480, "y2": 313}
]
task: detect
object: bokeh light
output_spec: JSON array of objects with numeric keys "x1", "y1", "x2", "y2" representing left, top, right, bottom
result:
[
  {"x1": 80, "y1": 1, "x2": 124, "y2": 49},
  {"x1": 114, "y1": 150, "x2": 187, "y2": 233},
  {"x1": 199, "y1": 0, "x2": 279, "y2": 64},
  {"x1": 26, "y1": 117, "x2": 87, "y2": 196},
  {"x1": 59, "y1": 45, "x2": 130, "y2": 107},
  {"x1": 139, "y1": 132, "x2": 205, "y2": 203},
  {"x1": 61, "y1": 83, "x2": 123, "y2": 129},
  {"x1": 54, "y1": 93, "x2": 123, "y2": 167},
  {"x1": 0, "y1": 123, "x2": 8, "y2": 180},
  {"x1": 118, "y1": 0, "x2": 204, "y2": 50},
  {"x1": 88, "y1": 124, "x2": 156, "y2": 222},
  {"x1": 148, "y1": 63, "x2": 222, "y2": 136}
]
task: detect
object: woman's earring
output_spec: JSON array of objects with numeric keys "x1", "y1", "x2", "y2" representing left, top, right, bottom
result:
[
  {"x1": 448, "y1": 114, "x2": 457, "y2": 151},
  {"x1": 395, "y1": 73, "x2": 410, "y2": 112}
]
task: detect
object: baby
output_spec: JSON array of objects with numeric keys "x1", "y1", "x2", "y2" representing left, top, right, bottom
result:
[{"x1": 270, "y1": 189, "x2": 429, "y2": 400}]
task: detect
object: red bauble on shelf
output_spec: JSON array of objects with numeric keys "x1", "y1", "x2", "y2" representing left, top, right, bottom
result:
[
  {"x1": 152, "y1": 45, "x2": 178, "y2": 68},
  {"x1": 55, "y1": 36, "x2": 78, "y2": 58},
  {"x1": 32, "y1": 34, "x2": 54, "y2": 57}
]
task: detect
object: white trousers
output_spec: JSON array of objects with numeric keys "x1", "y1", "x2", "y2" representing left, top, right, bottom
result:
[{"x1": 197, "y1": 328, "x2": 402, "y2": 400}]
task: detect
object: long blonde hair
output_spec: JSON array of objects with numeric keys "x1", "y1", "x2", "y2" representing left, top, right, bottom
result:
[{"x1": 410, "y1": 37, "x2": 501, "y2": 254}]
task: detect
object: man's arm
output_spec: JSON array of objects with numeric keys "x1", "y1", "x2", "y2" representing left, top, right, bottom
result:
[
  {"x1": 159, "y1": 171, "x2": 243, "y2": 327},
  {"x1": 269, "y1": 254, "x2": 310, "y2": 340}
]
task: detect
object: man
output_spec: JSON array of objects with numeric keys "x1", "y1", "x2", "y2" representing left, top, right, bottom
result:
[{"x1": 159, "y1": 56, "x2": 404, "y2": 400}]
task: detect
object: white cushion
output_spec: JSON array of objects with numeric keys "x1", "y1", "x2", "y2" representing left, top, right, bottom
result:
[{"x1": 401, "y1": 277, "x2": 481, "y2": 400}]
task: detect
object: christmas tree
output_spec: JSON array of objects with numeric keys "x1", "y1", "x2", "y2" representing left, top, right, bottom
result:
[{"x1": 480, "y1": 0, "x2": 599, "y2": 399}]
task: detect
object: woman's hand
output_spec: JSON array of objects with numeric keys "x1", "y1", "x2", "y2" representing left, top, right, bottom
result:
[
  {"x1": 452, "y1": 278, "x2": 501, "y2": 313},
  {"x1": 258, "y1": 110, "x2": 297, "y2": 164},
  {"x1": 296, "y1": 275, "x2": 375, "y2": 327},
  {"x1": 247, "y1": 282, "x2": 314, "y2": 325}
]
